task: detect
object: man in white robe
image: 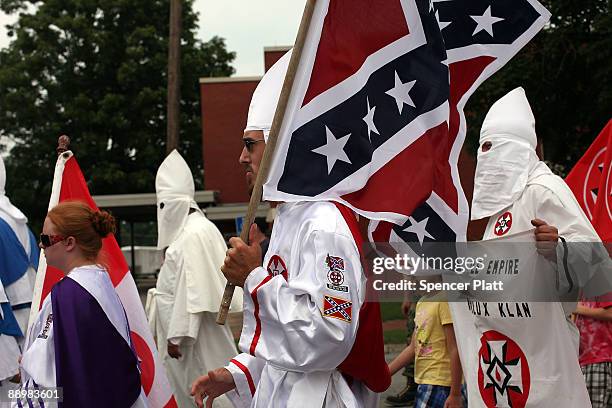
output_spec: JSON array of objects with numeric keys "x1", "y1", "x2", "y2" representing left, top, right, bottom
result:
[
  {"x1": 147, "y1": 150, "x2": 242, "y2": 408},
  {"x1": 191, "y1": 51, "x2": 391, "y2": 408},
  {"x1": 450, "y1": 87, "x2": 611, "y2": 407},
  {"x1": 0, "y1": 155, "x2": 38, "y2": 402}
]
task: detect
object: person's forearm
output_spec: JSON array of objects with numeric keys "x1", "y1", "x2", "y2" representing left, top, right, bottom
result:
[
  {"x1": 575, "y1": 305, "x2": 612, "y2": 321},
  {"x1": 449, "y1": 348, "x2": 463, "y2": 396},
  {"x1": 389, "y1": 344, "x2": 415, "y2": 375}
]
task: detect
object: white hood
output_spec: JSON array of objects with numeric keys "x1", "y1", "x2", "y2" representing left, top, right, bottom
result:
[
  {"x1": 244, "y1": 49, "x2": 292, "y2": 142},
  {"x1": 0, "y1": 155, "x2": 30, "y2": 248},
  {"x1": 155, "y1": 150, "x2": 198, "y2": 249},
  {"x1": 471, "y1": 87, "x2": 541, "y2": 220}
]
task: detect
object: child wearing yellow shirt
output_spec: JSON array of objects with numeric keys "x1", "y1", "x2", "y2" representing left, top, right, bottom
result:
[{"x1": 388, "y1": 294, "x2": 466, "y2": 408}]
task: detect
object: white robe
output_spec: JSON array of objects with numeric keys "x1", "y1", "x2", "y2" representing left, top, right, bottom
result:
[
  {"x1": 451, "y1": 170, "x2": 601, "y2": 407},
  {"x1": 0, "y1": 283, "x2": 19, "y2": 382},
  {"x1": 1, "y1": 211, "x2": 37, "y2": 347},
  {"x1": 147, "y1": 211, "x2": 241, "y2": 408},
  {"x1": 0, "y1": 218, "x2": 35, "y2": 408},
  {"x1": 13, "y1": 265, "x2": 147, "y2": 408},
  {"x1": 225, "y1": 201, "x2": 378, "y2": 408},
  {"x1": 1, "y1": 284, "x2": 20, "y2": 407}
]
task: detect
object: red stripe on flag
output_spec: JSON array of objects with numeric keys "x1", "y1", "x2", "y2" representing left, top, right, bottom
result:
[
  {"x1": 371, "y1": 221, "x2": 393, "y2": 243},
  {"x1": 57, "y1": 156, "x2": 130, "y2": 286},
  {"x1": 230, "y1": 358, "x2": 256, "y2": 396},
  {"x1": 249, "y1": 275, "x2": 273, "y2": 356},
  {"x1": 303, "y1": 0, "x2": 409, "y2": 106},
  {"x1": 342, "y1": 122, "x2": 451, "y2": 215},
  {"x1": 448, "y1": 56, "x2": 496, "y2": 147}
]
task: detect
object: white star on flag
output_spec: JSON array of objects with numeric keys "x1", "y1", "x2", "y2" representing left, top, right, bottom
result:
[
  {"x1": 470, "y1": 6, "x2": 504, "y2": 37},
  {"x1": 312, "y1": 126, "x2": 352, "y2": 174},
  {"x1": 362, "y1": 97, "x2": 379, "y2": 141},
  {"x1": 386, "y1": 71, "x2": 417, "y2": 115},
  {"x1": 403, "y1": 216, "x2": 435, "y2": 245}
]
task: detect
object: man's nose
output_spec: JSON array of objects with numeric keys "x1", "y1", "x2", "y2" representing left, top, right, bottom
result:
[{"x1": 239, "y1": 146, "x2": 250, "y2": 164}]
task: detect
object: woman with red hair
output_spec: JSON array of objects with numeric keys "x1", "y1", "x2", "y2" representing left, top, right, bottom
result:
[{"x1": 16, "y1": 201, "x2": 145, "y2": 408}]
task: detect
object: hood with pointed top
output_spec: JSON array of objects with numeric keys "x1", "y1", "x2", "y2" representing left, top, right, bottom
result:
[
  {"x1": 155, "y1": 150, "x2": 198, "y2": 248},
  {"x1": 244, "y1": 50, "x2": 292, "y2": 142},
  {"x1": 0, "y1": 154, "x2": 28, "y2": 228},
  {"x1": 472, "y1": 87, "x2": 543, "y2": 220}
]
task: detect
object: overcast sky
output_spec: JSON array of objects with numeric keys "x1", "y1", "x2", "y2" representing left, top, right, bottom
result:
[{"x1": 0, "y1": 1, "x2": 306, "y2": 76}]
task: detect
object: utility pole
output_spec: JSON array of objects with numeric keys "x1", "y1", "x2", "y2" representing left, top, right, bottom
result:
[{"x1": 166, "y1": 0, "x2": 182, "y2": 154}]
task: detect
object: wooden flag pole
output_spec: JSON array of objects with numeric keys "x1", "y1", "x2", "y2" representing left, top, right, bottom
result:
[
  {"x1": 29, "y1": 135, "x2": 72, "y2": 325},
  {"x1": 57, "y1": 134, "x2": 71, "y2": 155},
  {"x1": 216, "y1": 0, "x2": 317, "y2": 325}
]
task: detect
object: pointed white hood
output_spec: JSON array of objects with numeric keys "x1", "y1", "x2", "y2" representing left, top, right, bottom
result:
[
  {"x1": 471, "y1": 87, "x2": 542, "y2": 220},
  {"x1": 244, "y1": 49, "x2": 292, "y2": 142},
  {"x1": 0, "y1": 155, "x2": 30, "y2": 246},
  {"x1": 155, "y1": 150, "x2": 198, "y2": 249}
]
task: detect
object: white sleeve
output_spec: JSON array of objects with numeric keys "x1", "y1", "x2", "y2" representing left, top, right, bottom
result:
[
  {"x1": 238, "y1": 230, "x2": 363, "y2": 372},
  {"x1": 536, "y1": 188, "x2": 612, "y2": 297},
  {"x1": 166, "y1": 252, "x2": 201, "y2": 346},
  {"x1": 20, "y1": 309, "x2": 56, "y2": 388},
  {"x1": 224, "y1": 353, "x2": 265, "y2": 408}
]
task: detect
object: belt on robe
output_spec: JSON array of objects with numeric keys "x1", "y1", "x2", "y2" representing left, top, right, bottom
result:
[{"x1": 12, "y1": 302, "x2": 31, "y2": 311}]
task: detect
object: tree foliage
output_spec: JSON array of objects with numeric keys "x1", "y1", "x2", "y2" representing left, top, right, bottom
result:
[
  {"x1": 464, "y1": 0, "x2": 610, "y2": 176},
  {"x1": 0, "y1": 0, "x2": 234, "y2": 229}
]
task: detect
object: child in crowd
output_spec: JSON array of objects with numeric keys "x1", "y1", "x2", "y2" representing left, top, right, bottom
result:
[{"x1": 388, "y1": 291, "x2": 466, "y2": 408}]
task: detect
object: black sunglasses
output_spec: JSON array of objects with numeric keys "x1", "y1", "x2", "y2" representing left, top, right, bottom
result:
[
  {"x1": 39, "y1": 233, "x2": 66, "y2": 249},
  {"x1": 243, "y1": 138, "x2": 265, "y2": 153}
]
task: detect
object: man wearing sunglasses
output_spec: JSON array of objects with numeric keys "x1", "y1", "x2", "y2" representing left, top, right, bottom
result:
[
  {"x1": 0, "y1": 155, "x2": 39, "y2": 395},
  {"x1": 192, "y1": 50, "x2": 390, "y2": 408}
]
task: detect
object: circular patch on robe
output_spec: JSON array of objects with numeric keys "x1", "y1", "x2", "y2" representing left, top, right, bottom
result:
[
  {"x1": 494, "y1": 212, "x2": 513, "y2": 236},
  {"x1": 478, "y1": 330, "x2": 530, "y2": 408},
  {"x1": 266, "y1": 255, "x2": 288, "y2": 280},
  {"x1": 327, "y1": 269, "x2": 344, "y2": 285}
]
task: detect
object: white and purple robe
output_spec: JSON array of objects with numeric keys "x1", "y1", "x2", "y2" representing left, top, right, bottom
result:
[{"x1": 16, "y1": 265, "x2": 145, "y2": 408}]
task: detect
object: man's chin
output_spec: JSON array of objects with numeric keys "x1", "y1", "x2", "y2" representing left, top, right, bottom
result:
[{"x1": 246, "y1": 173, "x2": 257, "y2": 194}]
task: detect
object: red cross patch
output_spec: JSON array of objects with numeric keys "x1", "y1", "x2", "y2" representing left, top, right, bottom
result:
[
  {"x1": 322, "y1": 295, "x2": 352, "y2": 322},
  {"x1": 266, "y1": 255, "x2": 288, "y2": 281},
  {"x1": 494, "y1": 212, "x2": 513, "y2": 236}
]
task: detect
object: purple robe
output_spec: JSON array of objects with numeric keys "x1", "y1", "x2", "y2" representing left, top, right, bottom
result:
[{"x1": 51, "y1": 276, "x2": 141, "y2": 408}]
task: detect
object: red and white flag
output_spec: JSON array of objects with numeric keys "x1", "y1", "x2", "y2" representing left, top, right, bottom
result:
[
  {"x1": 566, "y1": 119, "x2": 612, "y2": 244},
  {"x1": 29, "y1": 150, "x2": 177, "y2": 408}
]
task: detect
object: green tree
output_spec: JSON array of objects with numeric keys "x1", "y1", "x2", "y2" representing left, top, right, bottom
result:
[
  {"x1": 464, "y1": 0, "x2": 611, "y2": 176},
  {"x1": 0, "y1": 0, "x2": 235, "y2": 230}
]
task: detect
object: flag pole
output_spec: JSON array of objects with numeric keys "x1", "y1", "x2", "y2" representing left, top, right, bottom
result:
[
  {"x1": 57, "y1": 134, "x2": 71, "y2": 155},
  {"x1": 216, "y1": 0, "x2": 317, "y2": 324},
  {"x1": 29, "y1": 135, "x2": 72, "y2": 324}
]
